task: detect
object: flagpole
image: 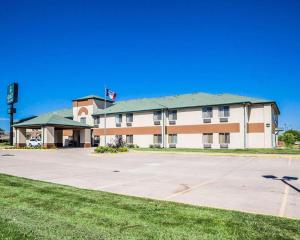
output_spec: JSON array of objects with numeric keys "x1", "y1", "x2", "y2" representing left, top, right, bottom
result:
[{"x1": 104, "y1": 86, "x2": 107, "y2": 146}]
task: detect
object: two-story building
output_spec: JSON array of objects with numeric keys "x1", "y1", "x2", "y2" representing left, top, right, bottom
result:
[{"x1": 13, "y1": 92, "x2": 280, "y2": 149}]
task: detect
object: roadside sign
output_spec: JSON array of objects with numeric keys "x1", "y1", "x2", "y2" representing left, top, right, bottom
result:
[{"x1": 7, "y1": 83, "x2": 18, "y2": 105}]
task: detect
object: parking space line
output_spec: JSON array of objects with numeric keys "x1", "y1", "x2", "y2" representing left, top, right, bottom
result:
[
  {"x1": 279, "y1": 185, "x2": 289, "y2": 217},
  {"x1": 278, "y1": 157, "x2": 292, "y2": 217}
]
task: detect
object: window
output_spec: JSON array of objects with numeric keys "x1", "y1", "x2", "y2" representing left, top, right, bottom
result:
[
  {"x1": 94, "y1": 116, "x2": 100, "y2": 125},
  {"x1": 168, "y1": 134, "x2": 177, "y2": 144},
  {"x1": 219, "y1": 133, "x2": 230, "y2": 144},
  {"x1": 115, "y1": 114, "x2": 122, "y2": 123},
  {"x1": 94, "y1": 135, "x2": 100, "y2": 145},
  {"x1": 203, "y1": 133, "x2": 213, "y2": 144},
  {"x1": 80, "y1": 117, "x2": 86, "y2": 124},
  {"x1": 126, "y1": 135, "x2": 133, "y2": 144},
  {"x1": 126, "y1": 113, "x2": 133, "y2": 123},
  {"x1": 153, "y1": 134, "x2": 162, "y2": 144},
  {"x1": 202, "y1": 107, "x2": 213, "y2": 118},
  {"x1": 219, "y1": 106, "x2": 230, "y2": 118},
  {"x1": 153, "y1": 111, "x2": 162, "y2": 121},
  {"x1": 169, "y1": 110, "x2": 177, "y2": 121}
]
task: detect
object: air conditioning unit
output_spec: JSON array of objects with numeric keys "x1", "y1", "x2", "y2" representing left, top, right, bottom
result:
[
  {"x1": 220, "y1": 144, "x2": 229, "y2": 148},
  {"x1": 169, "y1": 144, "x2": 176, "y2": 148},
  {"x1": 169, "y1": 120, "x2": 176, "y2": 125},
  {"x1": 126, "y1": 122, "x2": 132, "y2": 127},
  {"x1": 154, "y1": 121, "x2": 161, "y2": 125},
  {"x1": 116, "y1": 123, "x2": 122, "y2": 127},
  {"x1": 203, "y1": 118, "x2": 211, "y2": 123},
  {"x1": 204, "y1": 144, "x2": 212, "y2": 148},
  {"x1": 220, "y1": 118, "x2": 228, "y2": 122}
]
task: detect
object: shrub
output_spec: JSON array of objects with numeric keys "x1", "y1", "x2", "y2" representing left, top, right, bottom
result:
[
  {"x1": 118, "y1": 147, "x2": 129, "y2": 152},
  {"x1": 282, "y1": 133, "x2": 296, "y2": 147},
  {"x1": 149, "y1": 144, "x2": 161, "y2": 149},
  {"x1": 94, "y1": 146, "x2": 128, "y2": 154},
  {"x1": 127, "y1": 144, "x2": 139, "y2": 149}
]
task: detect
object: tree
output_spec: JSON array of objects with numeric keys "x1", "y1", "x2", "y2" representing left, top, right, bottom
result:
[
  {"x1": 282, "y1": 132, "x2": 296, "y2": 147},
  {"x1": 0, "y1": 128, "x2": 4, "y2": 136},
  {"x1": 284, "y1": 130, "x2": 300, "y2": 142}
]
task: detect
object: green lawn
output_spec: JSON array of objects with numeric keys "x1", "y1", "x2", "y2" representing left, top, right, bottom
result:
[
  {"x1": 133, "y1": 147, "x2": 300, "y2": 155},
  {"x1": 0, "y1": 174, "x2": 299, "y2": 240},
  {"x1": 0, "y1": 142, "x2": 10, "y2": 148}
]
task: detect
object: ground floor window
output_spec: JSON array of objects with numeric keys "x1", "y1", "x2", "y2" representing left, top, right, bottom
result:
[
  {"x1": 203, "y1": 133, "x2": 213, "y2": 144},
  {"x1": 219, "y1": 133, "x2": 230, "y2": 144},
  {"x1": 168, "y1": 134, "x2": 177, "y2": 144},
  {"x1": 126, "y1": 135, "x2": 133, "y2": 144},
  {"x1": 153, "y1": 134, "x2": 162, "y2": 144},
  {"x1": 94, "y1": 135, "x2": 100, "y2": 145}
]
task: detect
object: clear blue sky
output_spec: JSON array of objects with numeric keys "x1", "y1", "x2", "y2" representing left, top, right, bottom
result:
[{"x1": 0, "y1": 0, "x2": 299, "y2": 131}]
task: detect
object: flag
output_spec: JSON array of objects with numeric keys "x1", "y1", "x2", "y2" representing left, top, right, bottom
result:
[{"x1": 106, "y1": 89, "x2": 117, "y2": 101}]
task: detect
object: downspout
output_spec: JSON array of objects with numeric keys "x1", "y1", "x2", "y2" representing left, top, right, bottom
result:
[
  {"x1": 162, "y1": 108, "x2": 165, "y2": 148},
  {"x1": 243, "y1": 104, "x2": 248, "y2": 149}
]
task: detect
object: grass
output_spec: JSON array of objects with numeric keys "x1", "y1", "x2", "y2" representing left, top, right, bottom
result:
[
  {"x1": 133, "y1": 147, "x2": 300, "y2": 155},
  {"x1": 0, "y1": 174, "x2": 299, "y2": 240},
  {"x1": 0, "y1": 142, "x2": 10, "y2": 148}
]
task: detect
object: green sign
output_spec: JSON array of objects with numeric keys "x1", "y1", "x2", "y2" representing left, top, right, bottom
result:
[{"x1": 7, "y1": 83, "x2": 18, "y2": 105}]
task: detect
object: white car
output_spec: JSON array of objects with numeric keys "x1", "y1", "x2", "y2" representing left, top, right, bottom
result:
[{"x1": 27, "y1": 138, "x2": 41, "y2": 147}]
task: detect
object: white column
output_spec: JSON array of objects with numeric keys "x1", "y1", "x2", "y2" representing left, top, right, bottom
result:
[
  {"x1": 41, "y1": 126, "x2": 55, "y2": 148},
  {"x1": 14, "y1": 127, "x2": 26, "y2": 147}
]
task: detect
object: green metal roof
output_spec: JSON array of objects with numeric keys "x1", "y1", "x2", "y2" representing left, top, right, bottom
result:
[
  {"x1": 93, "y1": 92, "x2": 278, "y2": 115},
  {"x1": 73, "y1": 95, "x2": 113, "y2": 102},
  {"x1": 49, "y1": 108, "x2": 73, "y2": 118},
  {"x1": 13, "y1": 113, "x2": 91, "y2": 128}
]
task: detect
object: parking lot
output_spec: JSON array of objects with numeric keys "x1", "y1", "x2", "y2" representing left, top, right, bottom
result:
[{"x1": 0, "y1": 148, "x2": 299, "y2": 218}]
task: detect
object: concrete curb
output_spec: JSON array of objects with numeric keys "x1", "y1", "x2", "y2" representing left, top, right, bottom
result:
[{"x1": 130, "y1": 150, "x2": 300, "y2": 159}]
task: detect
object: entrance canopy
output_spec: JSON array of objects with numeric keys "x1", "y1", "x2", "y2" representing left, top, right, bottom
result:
[
  {"x1": 13, "y1": 113, "x2": 92, "y2": 148},
  {"x1": 13, "y1": 113, "x2": 91, "y2": 129}
]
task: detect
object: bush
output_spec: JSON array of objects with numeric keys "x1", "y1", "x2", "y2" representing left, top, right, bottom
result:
[
  {"x1": 127, "y1": 144, "x2": 139, "y2": 149},
  {"x1": 118, "y1": 147, "x2": 129, "y2": 152},
  {"x1": 282, "y1": 133, "x2": 296, "y2": 147},
  {"x1": 94, "y1": 146, "x2": 128, "y2": 154},
  {"x1": 149, "y1": 144, "x2": 161, "y2": 149}
]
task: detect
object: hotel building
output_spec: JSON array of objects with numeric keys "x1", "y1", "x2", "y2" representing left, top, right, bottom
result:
[{"x1": 13, "y1": 92, "x2": 280, "y2": 149}]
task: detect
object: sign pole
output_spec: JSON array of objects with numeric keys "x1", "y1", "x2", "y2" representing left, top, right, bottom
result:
[
  {"x1": 9, "y1": 103, "x2": 14, "y2": 145},
  {"x1": 7, "y1": 83, "x2": 18, "y2": 146}
]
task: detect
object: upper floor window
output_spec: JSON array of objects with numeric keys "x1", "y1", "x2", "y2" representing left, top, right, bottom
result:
[
  {"x1": 219, "y1": 133, "x2": 230, "y2": 144},
  {"x1": 154, "y1": 111, "x2": 162, "y2": 121},
  {"x1": 219, "y1": 106, "x2": 230, "y2": 118},
  {"x1": 202, "y1": 107, "x2": 213, "y2": 118},
  {"x1": 115, "y1": 114, "x2": 122, "y2": 123},
  {"x1": 80, "y1": 117, "x2": 86, "y2": 124},
  {"x1": 203, "y1": 133, "x2": 213, "y2": 144},
  {"x1": 169, "y1": 110, "x2": 177, "y2": 121},
  {"x1": 94, "y1": 116, "x2": 100, "y2": 125},
  {"x1": 126, "y1": 113, "x2": 133, "y2": 123}
]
